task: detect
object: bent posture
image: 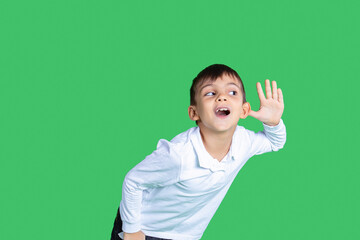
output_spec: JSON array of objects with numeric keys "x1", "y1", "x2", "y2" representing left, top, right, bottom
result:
[{"x1": 111, "y1": 64, "x2": 286, "y2": 240}]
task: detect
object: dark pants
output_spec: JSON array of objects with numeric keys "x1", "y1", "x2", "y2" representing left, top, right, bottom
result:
[{"x1": 110, "y1": 207, "x2": 172, "y2": 240}]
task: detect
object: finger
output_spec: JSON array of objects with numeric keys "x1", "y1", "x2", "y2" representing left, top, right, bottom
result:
[
  {"x1": 265, "y1": 79, "x2": 272, "y2": 99},
  {"x1": 256, "y1": 82, "x2": 266, "y2": 102},
  {"x1": 278, "y1": 88, "x2": 284, "y2": 104},
  {"x1": 272, "y1": 81, "x2": 278, "y2": 100}
]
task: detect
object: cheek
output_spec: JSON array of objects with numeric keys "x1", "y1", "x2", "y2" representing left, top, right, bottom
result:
[
  {"x1": 197, "y1": 104, "x2": 212, "y2": 117},
  {"x1": 232, "y1": 104, "x2": 244, "y2": 115}
]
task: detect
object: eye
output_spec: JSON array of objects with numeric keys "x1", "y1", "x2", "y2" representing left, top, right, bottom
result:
[
  {"x1": 205, "y1": 92, "x2": 215, "y2": 96},
  {"x1": 229, "y1": 91, "x2": 237, "y2": 95}
]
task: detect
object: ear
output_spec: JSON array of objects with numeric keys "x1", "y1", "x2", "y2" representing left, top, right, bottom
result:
[
  {"x1": 188, "y1": 105, "x2": 200, "y2": 121},
  {"x1": 239, "y1": 102, "x2": 251, "y2": 119}
]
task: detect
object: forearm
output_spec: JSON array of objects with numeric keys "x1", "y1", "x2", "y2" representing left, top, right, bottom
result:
[
  {"x1": 120, "y1": 175, "x2": 143, "y2": 233},
  {"x1": 263, "y1": 118, "x2": 286, "y2": 151}
]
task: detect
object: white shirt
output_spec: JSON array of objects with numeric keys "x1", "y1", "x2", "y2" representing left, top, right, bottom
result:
[{"x1": 120, "y1": 120, "x2": 286, "y2": 240}]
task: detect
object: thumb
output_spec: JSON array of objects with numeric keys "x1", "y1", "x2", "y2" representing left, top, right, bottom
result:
[{"x1": 248, "y1": 110, "x2": 260, "y2": 120}]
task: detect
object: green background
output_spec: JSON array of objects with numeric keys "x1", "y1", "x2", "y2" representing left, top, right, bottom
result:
[{"x1": 1, "y1": 0, "x2": 359, "y2": 239}]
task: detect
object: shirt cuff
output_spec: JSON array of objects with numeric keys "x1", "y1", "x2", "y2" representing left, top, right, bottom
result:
[
  {"x1": 263, "y1": 119, "x2": 284, "y2": 132},
  {"x1": 122, "y1": 221, "x2": 141, "y2": 234}
]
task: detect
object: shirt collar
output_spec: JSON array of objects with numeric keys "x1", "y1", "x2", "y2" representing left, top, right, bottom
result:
[{"x1": 190, "y1": 127, "x2": 240, "y2": 172}]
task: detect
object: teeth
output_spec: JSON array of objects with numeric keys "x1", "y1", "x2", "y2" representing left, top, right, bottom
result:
[{"x1": 216, "y1": 108, "x2": 229, "y2": 112}]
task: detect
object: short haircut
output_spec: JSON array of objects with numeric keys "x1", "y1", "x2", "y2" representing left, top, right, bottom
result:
[{"x1": 190, "y1": 64, "x2": 247, "y2": 106}]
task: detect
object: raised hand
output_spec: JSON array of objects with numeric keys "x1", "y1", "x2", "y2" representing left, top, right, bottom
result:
[{"x1": 249, "y1": 79, "x2": 284, "y2": 126}]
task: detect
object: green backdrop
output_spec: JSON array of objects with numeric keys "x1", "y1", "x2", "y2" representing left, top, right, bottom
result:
[{"x1": 1, "y1": 0, "x2": 359, "y2": 239}]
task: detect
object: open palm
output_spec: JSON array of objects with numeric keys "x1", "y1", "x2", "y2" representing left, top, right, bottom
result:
[{"x1": 249, "y1": 79, "x2": 284, "y2": 126}]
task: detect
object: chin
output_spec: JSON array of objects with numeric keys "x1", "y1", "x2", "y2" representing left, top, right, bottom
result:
[
  {"x1": 217, "y1": 126, "x2": 236, "y2": 132},
  {"x1": 212, "y1": 123, "x2": 237, "y2": 132},
  {"x1": 199, "y1": 119, "x2": 237, "y2": 133}
]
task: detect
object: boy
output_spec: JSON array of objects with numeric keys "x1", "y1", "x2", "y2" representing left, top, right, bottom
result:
[{"x1": 111, "y1": 64, "x2": 286, "y2": 240}]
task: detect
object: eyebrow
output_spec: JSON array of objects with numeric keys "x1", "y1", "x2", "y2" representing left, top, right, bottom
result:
[
  {"x1": 199, "y1": 83, "x2": 213, "y2": 93},
  {"x1": 199, "y1": 82, "x2": 240, "y2": 92}
]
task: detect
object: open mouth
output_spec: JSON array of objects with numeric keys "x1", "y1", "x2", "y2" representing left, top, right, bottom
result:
[{"x1": 215, "y1": 107, "x2": 231, "y2": 117}]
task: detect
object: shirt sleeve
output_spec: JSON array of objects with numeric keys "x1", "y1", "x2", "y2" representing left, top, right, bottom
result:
[
  {"x1": 119, "y1": 139, "x2": 181, "y2": 233},
  {"x1": 247, "y1": 119, "x2": 287, "y2": 157}
]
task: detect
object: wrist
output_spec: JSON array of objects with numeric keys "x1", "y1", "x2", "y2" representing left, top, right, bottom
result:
[
  {"x1": 124, "y1": 231, "x2": 145, "y2": 240},
  {"x1": 263, "y1": 120, "x2": 280, "y2": 126},
  {"x1": 263, "y1": 119, "x2": 284, "y2": 131}
]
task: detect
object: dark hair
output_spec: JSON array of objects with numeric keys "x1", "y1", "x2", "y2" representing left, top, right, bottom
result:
[{"x1": 190, "y1": 64, "x2": 246, "y2": 106}]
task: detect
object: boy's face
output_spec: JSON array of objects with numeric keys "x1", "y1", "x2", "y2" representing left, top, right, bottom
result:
[{"x1": 188, "y1": 74, "x2": 250, "y2": 133}]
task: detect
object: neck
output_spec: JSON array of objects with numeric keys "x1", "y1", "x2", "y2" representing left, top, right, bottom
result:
[{"x1": 198, "y1": 125, "x2": 236, "y2": 162}]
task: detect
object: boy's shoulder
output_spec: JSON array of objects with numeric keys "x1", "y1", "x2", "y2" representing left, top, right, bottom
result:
[
  {"x1": 149, "y1": 127, "x2": 197, "y2": 168},
  {"x1": 171, "y1": 127, "x2": 198, "y2": 144},
  {"x1": 156, "y1": 127, "x2": 197, "y2": 152}
]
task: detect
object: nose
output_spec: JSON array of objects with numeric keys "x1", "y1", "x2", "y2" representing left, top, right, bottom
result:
[{"x1": 216, "y1": 94, "x2": 227, "y2": 102}]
